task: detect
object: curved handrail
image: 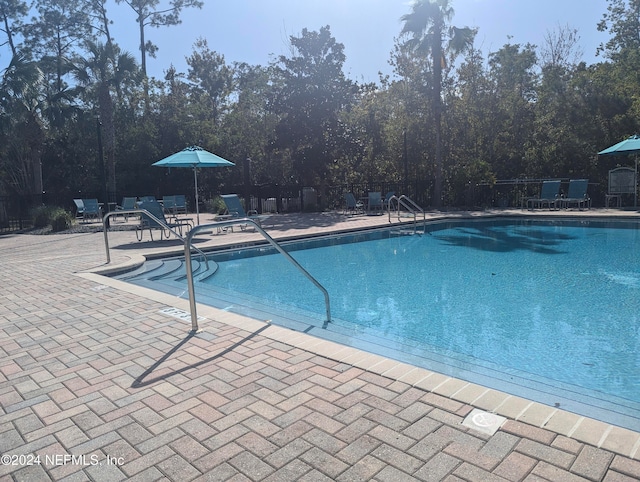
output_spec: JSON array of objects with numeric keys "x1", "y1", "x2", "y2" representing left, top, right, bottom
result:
[
  {"x1": 102, "y1": 209, "x2": 209, "y2": 270},
  {"x1": 185, "y1": 218, "x2": 331, "y2": 333},
  {"x1": 387, "y1": 195, "x2": 425, "y2": 234}
]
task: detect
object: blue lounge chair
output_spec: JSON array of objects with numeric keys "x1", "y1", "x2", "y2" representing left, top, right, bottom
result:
[
  {"x1": 525, "y1": 180, "x2": 561, "y2": 209},
  {"x1": 368, "y1": 192, "x2": 383, "y2": 214},
  {"x1": 136, "y1": 200, "x2": 193, "y2": 241},
  {"x1": 344, "y1": 192, "x2": 364, "y2": 215},
  {"x1": 73, "y1": 199, "x2": 84, "y2": 220},
  {"x1": 560, "y1": 179, "x2": 590, "y2": 210},
  {"x1": 81, "y1": 198, "x2": 102, "y2": 222},
  {"x1": 162, "y1": 195, "x2": 176, "y2": 216},
  {"x1": 162, "y1": 195, "x2": 188, "y2": 218},
  {"x1": 116, "y1": 197, "x2": 137, "y2": 221},
  {"x1": 174, "y1": 195, "x2": 187, "y2": 215},
  {"x1": 220, "y1": 194, "x2": 270, "y2": 229},
  {"x1": 383, "y1": 191, "x2": 395, "y2": 210}
]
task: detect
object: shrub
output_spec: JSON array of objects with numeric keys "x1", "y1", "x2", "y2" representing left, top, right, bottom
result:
[
  {"x1": 31, "y1": 205, "x2": 75, "y2": 231},
  {"x1": 31, "y1": 205, "x2": 55, "y2": 228},
  {"x1": 205, "y1": 196, "x2": 227, "y2": 214},
  {"x1": 50, "y1": 209, "x2": 74, "y2": 232}
]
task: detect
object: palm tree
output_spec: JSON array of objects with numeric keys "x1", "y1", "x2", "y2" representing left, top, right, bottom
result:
[
  {"x1": 401, "y1": 0, "x2": 475, "y2": 207},
  {"x1": 0, "y1": 54, "x2": 46, "y2": 197},
  {"x1": 73, "y1": 41, "x2": 138, "y2": 202}
]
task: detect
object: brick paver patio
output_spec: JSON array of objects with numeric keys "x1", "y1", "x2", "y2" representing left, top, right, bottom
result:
[{"x1": 1, "y1": 210, "x2": 639, "y2": 481}]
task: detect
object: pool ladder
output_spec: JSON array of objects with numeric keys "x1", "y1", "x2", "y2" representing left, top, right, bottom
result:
[{"x1": 387, "y1": 195, "x2": 426, "y2": 234}]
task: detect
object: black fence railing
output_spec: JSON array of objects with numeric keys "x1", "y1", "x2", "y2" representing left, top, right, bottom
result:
[
  {"x1": 473, "y1": 178, "x2": 606, "y2": 209},
  {"x1": 1, "y1": 178, "x2": 620, "y2": 234},
  {"x1": 0, "y1": 194, "x2": 42, "y2": 233}
]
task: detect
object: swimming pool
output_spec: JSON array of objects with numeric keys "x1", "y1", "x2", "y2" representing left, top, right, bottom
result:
[{"x1": 118, "y1": 217, "x2": 640, "y2": 431}]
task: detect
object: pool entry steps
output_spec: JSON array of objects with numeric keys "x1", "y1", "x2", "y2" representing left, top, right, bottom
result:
[{"x1": 103, "y1": 212, "x2": 332, "y2": 333}]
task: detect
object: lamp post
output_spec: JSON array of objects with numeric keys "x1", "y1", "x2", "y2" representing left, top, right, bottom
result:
[{"x1": 96, "y1": 117, "x2": 108, "y2": 208}]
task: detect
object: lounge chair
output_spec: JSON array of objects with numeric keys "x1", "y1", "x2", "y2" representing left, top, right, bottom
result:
[
  {"x1": 73, "y1": 199, "x2": 84, "y2": 220},
  {"x1": 162, "y1": 195, "x2": 188, "y2": 217},
  {"x1": 220, "y1": 194, "x2": 270, "y2": 229},
  {"x1": 136, "y1": 200, "x2": 193, "y2": 241},
  {"x1": 344, "y1": 192, "x2": 364, "y2": 215},
  {"x1": 368, "y1": 192, "x2": 383, "y2": 214},
  {"x1": 162, "y1": 195, "x2": 176, "y2": 213},
  {"x1": 383, "y1": 191, "x2": 395, "y2": 210},
  {"x1": 525, "y1": 180, "x2": 561, "y2": 209},
  {"x1": 116, "y1": 197, "x2": 137, "y2": 221},
  {"x1": 81, "y1": 198, "x2": 102, "y2": 222},
  {"x1": 605, "y1": 167, "x2": 636, "y2": 207},
  {"x1": 174, "y1": 195, "x2": 187, "y2": 215},
  {"x1": 560, "y1": 179, "x2": 590, "y2": 210}
]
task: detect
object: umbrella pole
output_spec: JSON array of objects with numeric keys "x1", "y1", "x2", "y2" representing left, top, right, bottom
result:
[{"x1": 193, "y1": 166, "x2": 200, "y2": 225}]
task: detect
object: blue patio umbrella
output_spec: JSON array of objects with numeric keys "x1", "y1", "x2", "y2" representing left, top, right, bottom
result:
[
  {"x1": 598, "y1": 135, "x2": 640, "y2": 207},
  {"x1": 153, "y1": 146, "x2": 235, "y2": 224}
]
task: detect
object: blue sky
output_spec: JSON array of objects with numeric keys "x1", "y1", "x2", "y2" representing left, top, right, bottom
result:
[
  {"x1": 3, "y1": 0, "x2": 611, "y2": 82},
  {"x1": 107, "y1": 0, "x2": 608, "y2": 82}
]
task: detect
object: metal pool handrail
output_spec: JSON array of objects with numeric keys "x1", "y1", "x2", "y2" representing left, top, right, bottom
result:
[
  {"x1": 102, "y1": 209, "x2": 209, "y2": 269},
  {"x1": 387, "y1": 195, "x2": 425, "y2": 234},
  {"x1": 185, "y1": 218, "x2": 331, "y2": 333}
]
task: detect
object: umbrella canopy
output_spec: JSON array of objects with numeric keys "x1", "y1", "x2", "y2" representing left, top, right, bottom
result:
[
  {"x1": 153, "y1": 146, "x2": 235, "y2": 224},
  {"x1": 598, "y1": 135, "x2": 640, "y2": 207},
  {"x1": 598, "y1": 134, "x2": 640, "y2": 156}
]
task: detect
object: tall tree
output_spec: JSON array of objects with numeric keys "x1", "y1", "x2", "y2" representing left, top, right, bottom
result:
[
  {"x1": 0, "y1": 54, "x2": 45, "y2": 196},
  {"x1": 74, "y1": 41, "x2": 138, "y2": 202},
  {"x1": 598, "y1": 0, "x2": 640, "y2": 59},
  {"x1": 116, "y1": 0, "x2": 203, "y2": 77},
  {"x1": 400, "y1": 0, "x2": 474, "y2": 207},
  {"x1": 272, "y1": 26, "x2": 357, "y2": 197},
  {"x1": 487, "y1": 42, "x2": 538, "y2": 179},
  {"x1": 186, "y1": 38, "x2": 233, "y2": 125},
  {"x1": 24, "y1": 0, "x2": 92, "y2": 93},
  {"x1": 0, "y1": 0, "x2": 28, "y2": 58}
]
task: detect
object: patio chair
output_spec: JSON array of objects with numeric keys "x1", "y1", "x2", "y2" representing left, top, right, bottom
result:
[
  {"x1": 220, "y1": 194, "x2": 271, "y2": 230},
  {"x1": 81, "y1": 198, "x2": 102, "y2": 222},
  {"x1": 368, "y1": 191, "x2": 384, "y2": 214},
  {"x1": 116, "y1": 197, "x2": 137, "y2": 221},
  {"x1": 383, "y1": 191, "x2": 395, "y2": 210},
  {"x1": 73, "y1": 199, "x2": 84, "y2": 220},
  {"x1": 174, "y1": 195, "x2": 188, "y2": 215},
  {"x1": 605, "y1": 167, "x2": 636, "y2": 207},
  {"x1": 525, "y1": 180, "x2": 561, "y2": 210},
  {"x1": 560, "y1": 179, "x2": 590, "y2": 210},
  {"x1": 344, "y1": 192, "x2": 364, "y2": 215},
  {"x1": 136, "y1": 200, "x2": 193, "y2": 241},
  {"x1": 162, "y1": 195, "x2": 176, "y2": 217}
]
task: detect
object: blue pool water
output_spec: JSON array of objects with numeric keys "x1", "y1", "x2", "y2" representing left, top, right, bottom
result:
[{"x1": 120, "y1": 218, "x2": 640, "y2": 430}]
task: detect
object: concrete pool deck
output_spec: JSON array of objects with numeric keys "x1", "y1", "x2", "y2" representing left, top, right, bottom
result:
[{"x1": 0, "y1": 208, "x2": 639, "y2": 481}]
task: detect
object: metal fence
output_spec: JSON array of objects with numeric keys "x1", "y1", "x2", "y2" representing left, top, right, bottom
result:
[
  {"x1": 0, "y1": 195, "x2": 41, "y2": 233},
  {"x1": 241, "y1": 179, "x2": 434, "y2": 214},
  {"x1": 0, "y1": 178, "x2": 614, "y2": 234}
]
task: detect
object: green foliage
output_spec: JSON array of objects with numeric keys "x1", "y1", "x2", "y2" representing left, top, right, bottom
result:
[
  {"x1": 50, "y1": 209, "x2": 74, "y2": 232},
  {"x1": 32, "y1": 205, "x2": 54, "y2": 228},
  {"x1": 204, "y1": 196, "x2": 226, "y2": 215},
  {"x1": 4, "y1": 0, "x2": 640, "y2": 210},
  {"x1": 31, "y1": 205, "x2": 73, "y2": 231}
]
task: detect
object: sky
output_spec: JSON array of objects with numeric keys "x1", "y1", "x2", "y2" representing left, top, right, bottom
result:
[{"x1": 104, "y1": 0, "x2": 610, "y2": 83}]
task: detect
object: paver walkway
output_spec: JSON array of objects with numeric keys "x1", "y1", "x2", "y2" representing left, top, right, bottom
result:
[{"x1": 1, "y1": 210, "x2": 640, "y2": 481}]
